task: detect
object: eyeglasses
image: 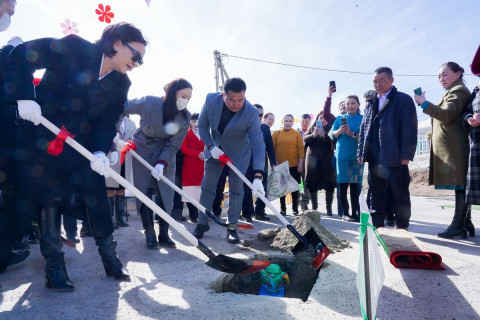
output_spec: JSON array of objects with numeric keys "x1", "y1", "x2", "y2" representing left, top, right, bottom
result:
[
  {"x1": 259, "y1": 113, "x2": 264, "y2": 117},
  {"x1": 123, "y1": 42, "x2": 143, "y2": 67}
]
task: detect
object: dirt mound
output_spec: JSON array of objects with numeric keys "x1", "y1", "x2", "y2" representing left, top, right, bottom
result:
[{"x1": 270, "y1": 211, "x2": 349, "y2": 253}]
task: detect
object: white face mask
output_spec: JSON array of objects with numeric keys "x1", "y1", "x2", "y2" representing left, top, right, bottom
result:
[
  {"x1": 176, "y1": 97, "x2": 189, "y2": 110},
  {"x1": 0, "y1": 10, "x2": 11, "y2": 32}
]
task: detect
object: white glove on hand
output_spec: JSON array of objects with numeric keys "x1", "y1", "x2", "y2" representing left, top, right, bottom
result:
[
  {"x1": 17, "y1": 100, "x2": 42, "y2": 125},
  {"x1": 7, "y1": 36, "x2": 23, "y2": 47},
  {"x1": 151, "y1": 164, "x2": 164, "y2": 180},
  {"x1": 210, "y1": 146, "x2": 224, "y2": 160},
  {"x1": 109, "y1": 151, "x2": 118, "y2": 165},
  {"x1": 90, "y1": 152, "x2": 110, "y2": 177},
  {"x1": 113, "y1": 132, "x2": 120, "y2": 144},
  {"x1": 252, "y1": 178, "x2": 265, "y2": 196}
]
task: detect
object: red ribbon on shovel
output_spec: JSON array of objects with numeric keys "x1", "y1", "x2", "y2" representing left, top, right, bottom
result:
[
  {"x1": 218, "y1": 154, "x2": 232, "y2": 167},
  {"x1": 120, "y1": 141, "x2": 136, "y2": 164},
  {"x1": 47, "y1": 125, "x2": 74, "y2": 156}
]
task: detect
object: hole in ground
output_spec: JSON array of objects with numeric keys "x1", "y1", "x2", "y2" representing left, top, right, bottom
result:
[{"x1": 209, "y1": 250, "x2": 322, "y2": 301}]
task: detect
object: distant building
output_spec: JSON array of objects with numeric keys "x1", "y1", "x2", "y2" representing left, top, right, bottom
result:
[{"x1": 416, "y1": 118, "x2": 431, "y2": 155}]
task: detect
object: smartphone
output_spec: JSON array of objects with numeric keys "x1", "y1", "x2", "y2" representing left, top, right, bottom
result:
[
  {"x1": 316, "y1": 120, "x2": 323, "y2": 129},
  {"x1": 414, "y1": 87, "x2": 422, "y2": 96},
  {"x1": 329, "y1": 81, "x2": 336, "y2": 92},
  {"x1": 340, "y1": 117, "x2": 347, "y2": 126}
]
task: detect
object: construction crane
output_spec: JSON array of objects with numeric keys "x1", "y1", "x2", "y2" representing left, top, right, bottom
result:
[{"x1": 213, "y1": 50, "x2": 229, "y2": 92}]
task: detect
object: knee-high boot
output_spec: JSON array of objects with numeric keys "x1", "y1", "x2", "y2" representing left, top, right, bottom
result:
[
  {"x1": 39, "y1": 208, "x2": 74, "y2": 292},
  {"x1": 108, "y1": 197, "x2": 119, "y2": 230},
  {"x1": 96, "y1": 234, "x2": 130, "y2": 281},
  {"x1": 158, "y1": 218, "x2": 176, "y2": 248},
  {"x1": 464, "y1": 205, "x2": 475, "y2": 237},
  {"x1": 325, "y1": 191, "x2": 333, "y2": 216},
  {"x1": 437, "y1": 190, "x2": 468, "y2": 239},
  {"x1": 114, "y1": 195, "x2": 129, "y2": 227},
  {"x1": 139, "y1": 204, "x2": 159, "y2": 249}
]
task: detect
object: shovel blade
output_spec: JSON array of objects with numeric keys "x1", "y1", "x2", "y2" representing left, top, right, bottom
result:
[
  {"x1": 206, "y1": 254, "x2": 271, "y2": 274},
  {"x1": 291, "y1": 227, "x2": 330, "y2": 269}
]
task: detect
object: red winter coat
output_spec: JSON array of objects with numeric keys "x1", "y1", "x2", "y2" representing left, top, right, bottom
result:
[{"x1": 181, "y1": 128, "x2": 205, "y2": 186}]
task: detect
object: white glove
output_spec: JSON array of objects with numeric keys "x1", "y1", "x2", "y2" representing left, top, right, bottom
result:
[
  {"x1": 7, "y1": 36, "x2": 23, "y2": 47},
  {"x1": 17, "y1": 100, "x2": 42, "y2": 125},
  {"x1": 252, "y1": 178, "x2": 265, "y2": 196},
  {"x1": 210, "y1": 146, "x2": 224, "y2": 160},
  {"x1": 90, "y1": 152, "x2": 110, "y2": 177},
  {"x1": 151, "y1": 164, "x2": 164, "y2": 180},
  {"x1": 113, "y1": 132, "x2": 120, "y2": 144},
  {"x1": 109, "y1": 151, "x2": 118, "y2": 165}
]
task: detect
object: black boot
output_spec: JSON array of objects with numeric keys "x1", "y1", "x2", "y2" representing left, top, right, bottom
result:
[
  {"x1": 96, "y1": 235, "x2": 130, "y2": 281},
  {"x1": 465, "y1": 205, "x2": 475, "y2": 237},
  {"x1": 193, "y1": 223, "x2": 210, "y2": 239},
  {"x1": 310, "y1": 189, "x2": 318, "y2": 211},
  {"x1": 140, "y1": 204, "x2": 159, "y2": 249},
  {"x1": 437, "y1": 191, "x2": 468, "y2": 239},
  {"x1": 227, "y1": 229, "x2": 240, "y2": 244},
  {"x1": 325, "y1": 191, "x2": 333, "y2": 216},
  {"x1": 108, "y1": 197, "x2": 119, "y2": 230},
  {"x1": 186, "y1": 202, "x2": 198, "y2": 222},
  {"x1": 0, "y1": 250, "x2": 30, "y2": 274},
  {"x1": 292, "y1": 192, "x2": 299, "y2": 215},
  {"x1": 39, "y1": 208, "x2": 74, "y2": 292},
  {"x1": 114, "y1": 195, "x2": 129, "y2": 227},
  {"x1": 280, "y1": 197, "x2": 287, "y2": 216},
  {"x1": 158, "y1": 218, "x2": 176, "y2": 248}
]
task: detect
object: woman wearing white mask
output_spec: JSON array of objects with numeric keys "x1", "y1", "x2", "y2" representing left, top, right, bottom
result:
[
  {"x1": 0, "y1": 0, "x2": 14, "y2": 32},
  {"x1": 123, "y1": 78, "x2": 191, "y2": 249}
]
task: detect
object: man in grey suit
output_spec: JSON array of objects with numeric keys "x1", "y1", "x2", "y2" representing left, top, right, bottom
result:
[{"x1": 194, "y1": 78, "x2": 265, "y2": 244}]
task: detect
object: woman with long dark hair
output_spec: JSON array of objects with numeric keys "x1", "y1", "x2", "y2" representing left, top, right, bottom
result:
[
  {"x1": 124, "y1": 78, "x2": 191, "y2": 249},
  {"x1": 331, "y1": 95, "x2": 364, "y2": 222}
]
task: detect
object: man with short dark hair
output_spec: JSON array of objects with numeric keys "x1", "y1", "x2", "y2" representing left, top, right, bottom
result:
[
  {"x1": 195, "y1": 78, "x2": 265, "y2": 243},
  {"x1": 358, "y1": 67, "x2": 417, "y2": 230},
  {"x1": 298, "y1": 113, "x2": 312, "y2": 211}
]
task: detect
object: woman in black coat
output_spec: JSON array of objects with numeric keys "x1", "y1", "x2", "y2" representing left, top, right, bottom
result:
[
  {"x1": 5, "y1": 23, "x2": 147, "y2": 291},
  {"x1": 303, "y1": 111, "x2": 336, "y2": 215}
]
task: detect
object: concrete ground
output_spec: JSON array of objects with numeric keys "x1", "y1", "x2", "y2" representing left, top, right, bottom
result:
[{"x1": 1, "y1": 194, "x2": 479, "y2": 320}]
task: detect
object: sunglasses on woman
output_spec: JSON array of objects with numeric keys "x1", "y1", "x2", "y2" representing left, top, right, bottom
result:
[{"x1": 123, "y1": 42, "x2": 143, "y2": 67}]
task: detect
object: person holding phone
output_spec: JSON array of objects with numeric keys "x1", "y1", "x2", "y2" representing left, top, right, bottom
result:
[
  {"x1": 331, "y1": 95, "x2": 364, "y2": 222},
  {"x1": 414, "y1": 62, "x2": 471, "y2": 239},
  {"x1": 303, "y1": 112, "x2": 336, "y2": 215}
]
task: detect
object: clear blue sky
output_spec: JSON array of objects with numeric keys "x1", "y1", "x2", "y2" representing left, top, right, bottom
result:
[{"x1": 1, "y1": 0, "x2": 479, "y2": 128}]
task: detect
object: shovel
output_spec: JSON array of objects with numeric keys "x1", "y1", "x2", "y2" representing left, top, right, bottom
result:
[
  {"x1": 39, "y1": 116, "x2": 269, "y2": 274},
  {"x1": 223, "y1": 157, "x2": 329, "y2": 269},
  {"x1": 121, "y1": 141, "x2": 253, "y2": 231}
]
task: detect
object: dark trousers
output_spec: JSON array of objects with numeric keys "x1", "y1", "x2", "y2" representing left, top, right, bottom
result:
[
  {"x1": 368, "y1": 163, "x2": 411, "y2": 228},
  {"x1": 0, "y1": 189, "x2": 14, "y2": 265},
  {"x1": 172, "y1": 173, "x2": 184, "y2": 213},
  {"x1": 212, "y1": 166, "x2": 229, "y2": 217},
  {"x1": 279, "y1": 166, "x2": 301, "y2": 212},
  {"x1": 241, "y1": 162, "x2": 255, "y2": 219},
  {"x1": 333, "y1": 155, "x2": 344, "y2": 217},
  {"x1": 338, "y1": 183, "x2": 361, "y2": 218},
  {"x1": 254, "y1": 166, "x2": 269, "y2": 216}
]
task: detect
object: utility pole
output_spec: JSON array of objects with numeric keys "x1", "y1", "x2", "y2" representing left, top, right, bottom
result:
[{"x1": 213, "y1": 50, "x2": 229, "y2": 92}]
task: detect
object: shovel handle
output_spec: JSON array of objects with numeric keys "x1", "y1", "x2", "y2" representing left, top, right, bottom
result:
[
  {"x1": 126, "y1": 146, "x2": 208, "y2": 212},
  {"x1": 39, "y1": 116, "x2": 200, "y2": 247},
  {"x1": 225, "y1": 161, "x2": 311, "y2": 248},
  {"x1": 225, "y1": 161, "x2": 290, "y2": 226}
]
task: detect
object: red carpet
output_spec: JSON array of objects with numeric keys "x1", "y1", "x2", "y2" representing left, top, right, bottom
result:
[{"x1": 377, "y1": 228, "x2": 444, "y2": 270}]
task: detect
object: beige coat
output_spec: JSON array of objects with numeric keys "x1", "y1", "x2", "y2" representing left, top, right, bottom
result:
[{"x1": 423, "y1": 79, "x2": 470, "y2": 186}]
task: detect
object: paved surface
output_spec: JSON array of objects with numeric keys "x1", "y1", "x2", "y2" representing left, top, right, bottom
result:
[{"x1": 1, "y1": 195, "x2": 479, "y2": 320}]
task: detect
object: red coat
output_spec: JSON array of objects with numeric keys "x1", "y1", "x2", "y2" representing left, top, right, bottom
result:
[{"x1": 181, "y1": 128, "x2": 205, "y2": 186}]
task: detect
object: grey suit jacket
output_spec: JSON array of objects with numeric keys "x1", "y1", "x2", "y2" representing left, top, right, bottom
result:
[
  {"x1": 124, "y1": 96, "x2": 190, "y2": 213},
  {"x1": 198, "y1": 92, "x2": 265, "y2": 173}
]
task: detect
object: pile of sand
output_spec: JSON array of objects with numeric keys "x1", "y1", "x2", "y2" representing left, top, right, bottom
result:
[{"x1": 267, "y1": 211, "x2": 349, "y2": 253}]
